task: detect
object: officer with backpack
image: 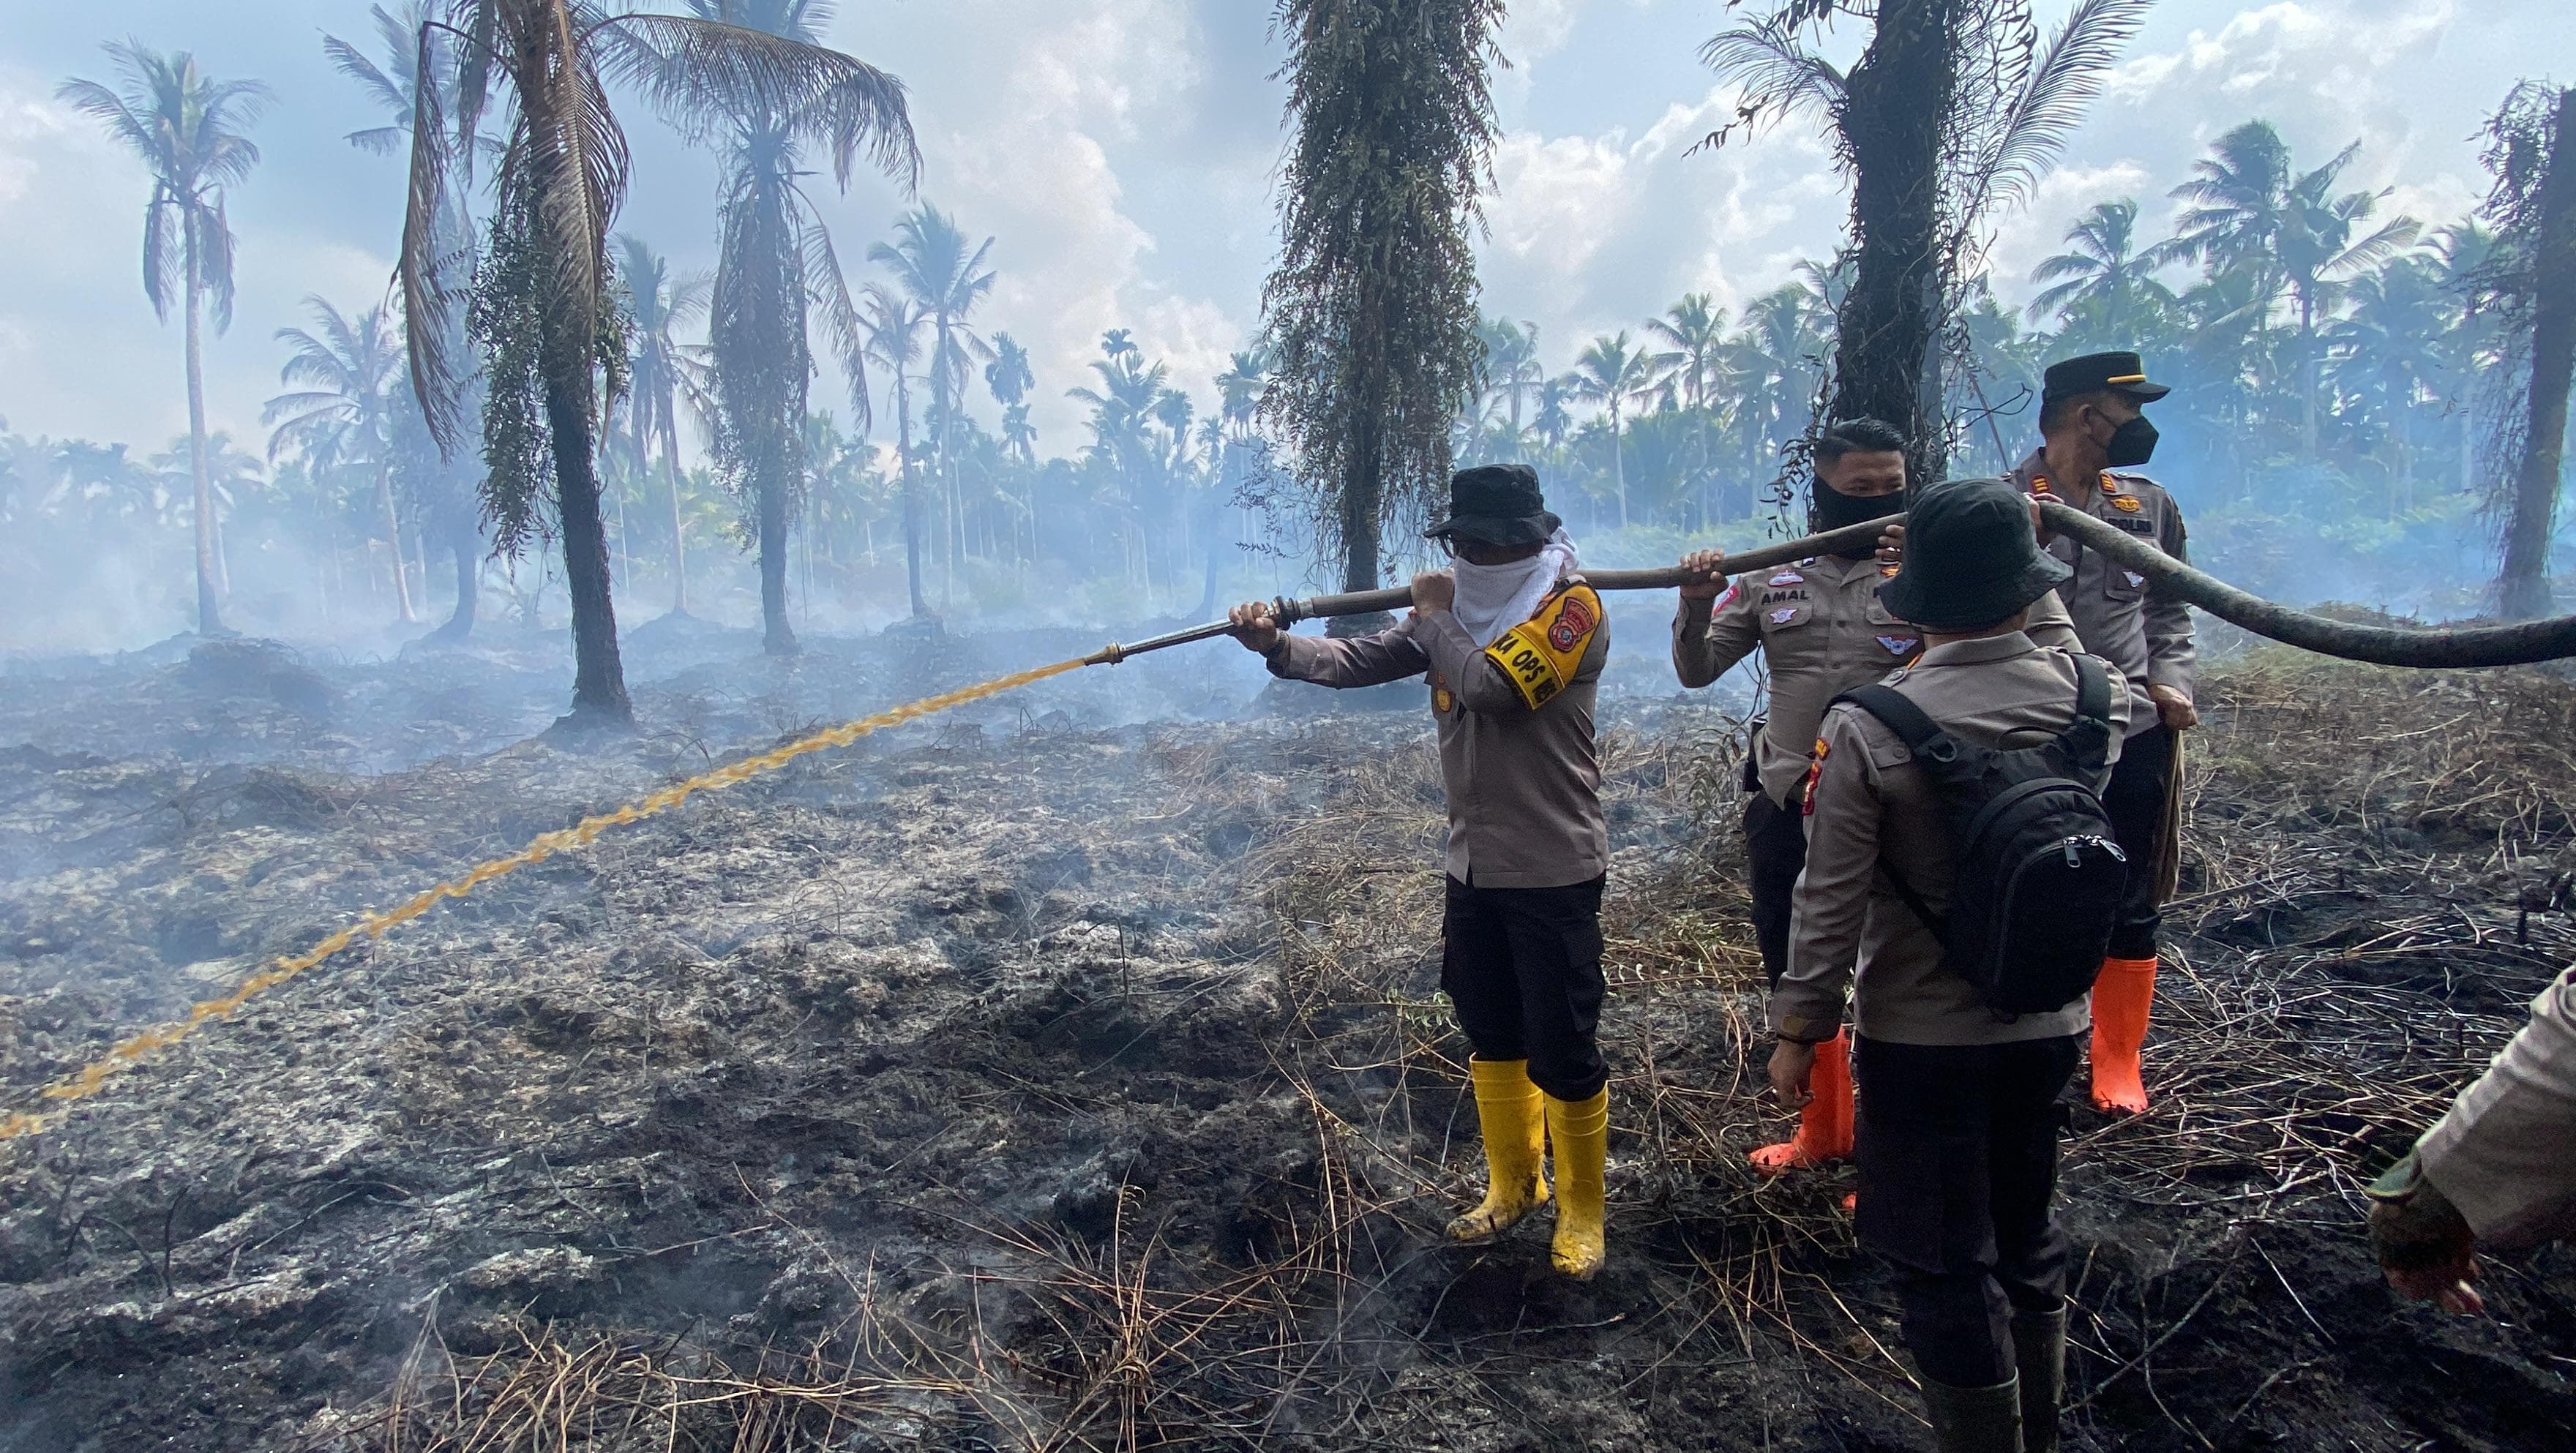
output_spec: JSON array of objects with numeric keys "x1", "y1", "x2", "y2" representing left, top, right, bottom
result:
[
  {"x1": 1769, "y1": 477, "x2": 2131, "y2": 1453},
  {"x1": 1674, "y1": 419, "x2": 2086, "y2": 1178}
]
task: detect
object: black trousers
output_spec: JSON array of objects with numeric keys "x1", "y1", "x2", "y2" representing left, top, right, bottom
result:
[
  {"x1": 2101, "y1": 724, "x2": 2172, "y2": 961},
  {"x1": 1743, "y1": 788, "x2": 1808, "y2": 991},
  {"x1": 1441, "y1": 875, "x2": 1609, "y2": 1102},
  {"x1": 1854, "y1": 1034, "x2": 2081, "y2": 1388}
]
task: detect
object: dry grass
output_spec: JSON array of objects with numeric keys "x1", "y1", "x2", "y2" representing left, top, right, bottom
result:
[{"x1": 318, "y1": 659, "x2": 2576, "y2": 1451}]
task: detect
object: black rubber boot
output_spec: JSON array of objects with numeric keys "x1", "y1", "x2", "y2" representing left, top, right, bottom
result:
[
  {"x1": 2011, "y1": 1307, "x2": 2067, "y2": 1453},
  {"x1": 1920, "y1": 1373, "x2": 2025, "y2": 1453}
]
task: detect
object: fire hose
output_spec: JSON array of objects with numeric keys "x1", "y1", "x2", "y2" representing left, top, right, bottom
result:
[{"x1": 1085, "y1": 503, "x2": 2576, "y2": 670}]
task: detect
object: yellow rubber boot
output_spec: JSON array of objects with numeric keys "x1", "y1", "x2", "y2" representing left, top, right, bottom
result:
[
  {"x1": 1750, "y1": 1029, "x2": 1854, "y2": 1173},
  {"x1": 1446, "y1": 1058, "x2": 1551, "y2": 1240},
  {"x1": 2089, "y1": 956, "x2": 2157, "y2": 1114},
  {"x1": 1544, "y1": 1087, "x2": 1609, "y2": 1280}
]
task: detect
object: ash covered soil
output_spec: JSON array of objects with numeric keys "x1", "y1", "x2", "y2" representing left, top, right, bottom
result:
[{"x1": 0, "y1": 617, "x2": 2571, "y2": 1451}]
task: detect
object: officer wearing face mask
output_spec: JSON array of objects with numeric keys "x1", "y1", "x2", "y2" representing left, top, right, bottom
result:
[
  {"x1": 2013, "y1": 350, "x2": 2195, "y2": 1116},
  {"x1": 1674, "y1": 418, "x2": 2083, "y2": 1176}
]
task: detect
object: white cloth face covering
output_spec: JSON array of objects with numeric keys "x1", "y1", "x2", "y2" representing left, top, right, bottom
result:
[{"x1": 1445, "y1": 527, "x2": 1579, "y2": 648}]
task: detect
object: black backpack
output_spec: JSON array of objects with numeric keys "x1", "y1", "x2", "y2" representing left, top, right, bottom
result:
[{"x1": 1834, "y1": 655, "x2": 2128, "y2": 1016}]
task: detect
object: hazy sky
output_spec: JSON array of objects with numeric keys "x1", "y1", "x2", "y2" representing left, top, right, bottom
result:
[{"x1": 1, "y1": 1, "x2": 2567, "y2": 459}]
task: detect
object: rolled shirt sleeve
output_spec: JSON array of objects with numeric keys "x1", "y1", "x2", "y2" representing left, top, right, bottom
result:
[
  {"x1": 1673, "y1": 581, "x2": 1762, "y2": 689},
  {"x1": 2416, "y1": 969, "x2": 2576, "y2": 1250}
]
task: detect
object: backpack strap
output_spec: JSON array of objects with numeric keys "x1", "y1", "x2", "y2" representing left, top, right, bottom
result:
[
  {"x1": 2054, "y1": 655, "x2": 2116, "y2": 770},
  {"x1": 1833, "y1": 684, "x2": 1958, "y2": 765}
]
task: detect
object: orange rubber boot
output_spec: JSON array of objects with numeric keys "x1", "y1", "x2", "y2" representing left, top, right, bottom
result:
[
  {"x1": 2089, "y1": 957, "x2": 2157, "y2": 1114},
  {"x1": 1751, "y1": 1029, "x2": 1854, "y2": 1174}
]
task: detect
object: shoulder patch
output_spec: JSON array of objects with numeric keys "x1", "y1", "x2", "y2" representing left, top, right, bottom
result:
[
  {"x1": 1710, "y1": 579, "x2": 1739, "y2": 617},
  {"x1": 1485, "y1": 584, "x2": 1600, "y2": 710}
]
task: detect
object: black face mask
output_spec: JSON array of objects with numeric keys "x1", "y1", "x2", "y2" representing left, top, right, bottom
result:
[
  {"x1": 1811, "y1": 478, "x2": 1906, "y2": 555},
  {"x1": 2103, "y1": 415, "x2": 2159, "y2": 468}
]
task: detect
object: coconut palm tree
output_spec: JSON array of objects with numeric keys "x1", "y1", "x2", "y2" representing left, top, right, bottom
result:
[
  {"x1": 263, "y1": 296, "x2": 415, "y2": 621},
  {"x1": 58, "y1": 42, "x2": 269, "y2": 637},
  {"x1": 870, "y1": 206, "x2": 996, "y2": 589},
  {"x1": 327, "y1": 1, "x2": 491, "y2": 642},
  {"x1": 1572, "y1": 332, "x2": 1655, "y2": 527},
  {"x1": 2326, "y1": 252, "x2": 2449, "y2": 514},
  {"x1": 858, "y1": 282, "x2": 929, "y2": 617},
  {"x1": 2279, "y1": 151, "x2": 2420, "y2": 452},
  {"x1": 400, "y1": 0, "x2": 914, "y2": 724},
  {"x1": 613, "y1": 233, "x2": 712, "y2": 617},
  {"x1": 2026, "y1": 198, "x2": 2176, "y2": 342},
  {"x1": 1647, "y1": 296, "x2": 1725, "y2": 413},
  {"x1": 656, "y1": 0, "x2": 917, "y2": 655}
]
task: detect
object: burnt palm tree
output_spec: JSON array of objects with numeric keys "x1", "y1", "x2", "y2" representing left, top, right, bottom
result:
[
  {"x1": 1262, "y1": 0, "x2": 1503, "y2": 604},
  {"x1": 870, "y1": 205, "x2": 996, "y2": 590},
  {"x1": 59, "y1": 42, "x2": 270, "y2": 637},
  {"x1": 1704, "y1": 0, "x2": 2149, "y2": 479},
  {"x1": 656, "y1": 0, "x2": 918, "y2": 655},
  {"x1": 401, "y1": 0, "x2": 914, "y2": 724},
  {"x1": 263, "y1": 297, "x2": 415, "y2": 621},
  {"x1": 614, "y1": 233, "x2": 712, "y2": 617}
]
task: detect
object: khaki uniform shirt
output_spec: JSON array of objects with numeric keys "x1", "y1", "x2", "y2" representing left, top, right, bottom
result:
[
  {"x1": 2419, "y1": 967, "x2": 2576, "y2": 1250},
  {"x1": 1771, "y1": 632, "x2": 2130, "y2": 1046},
  {"x1": 1673, "y1": 552, "x2": 2085, "y2": 806},
  {"x1": 2010, "y1": 450, "x2": 2195, "y2": 736},
  {"x1": 1268, "y1": 581, "x2": 1610, "y2": 889}
]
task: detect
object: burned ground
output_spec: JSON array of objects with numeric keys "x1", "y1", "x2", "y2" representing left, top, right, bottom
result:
[{"x1": 0, "y1": 623, "x2": 2569, "y2": 1452}]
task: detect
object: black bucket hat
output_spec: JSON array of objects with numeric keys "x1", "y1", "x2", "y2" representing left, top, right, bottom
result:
[
  {"x1": 1424, "y1": 464, "x2": 1562, "y2": 547},
  {"x1": 1876, "y1": 478, "x2": 2073, "y2": 631}
]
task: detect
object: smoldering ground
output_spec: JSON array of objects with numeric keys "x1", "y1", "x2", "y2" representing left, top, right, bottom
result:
[{"x1": 0, "y1": 621, "x2": 2569, "y2": 1452}]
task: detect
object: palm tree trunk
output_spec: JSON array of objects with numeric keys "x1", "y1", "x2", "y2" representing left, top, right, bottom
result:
[
  {"x1": 896, "y1": 382, "x2": 927, "y2": 618},
  {"x1": 427, "y1": 503, "x2": 479, "y2": 645},
  {"x1": 181, "y1": 241, "x2": 226, "y2": 636},
  {"x1": 543, "y1": 369, "x2": 632, "y2": 724},
  {"x1": 2500, "y1": 86, "x2": 2576, "y2": 619},
  {"x1": 1333, "y1": 413, "x2": 1385, "y2": 637},
  {"x1": 1612, "y1": 406, "x2": 1628, "y2": 528},
  {"x1": 660, "y1": 410, "x2": 690, "y2": 615},
  {"x1": 1831, "y1": 0, "x2": 1962, "y2": 484},
  {"x1": 377, "y1": 459, "x2": 418, "y2": 622},
  {"x1": 759, "y1": 454, "x2": 798, "y2": 654}
]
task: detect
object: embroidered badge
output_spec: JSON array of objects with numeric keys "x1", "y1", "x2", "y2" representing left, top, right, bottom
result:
[
  {"x1": 1769, "y1": 607, "x2": 1798, "y2": 625},
  {"x1": 2123, "y1": 571, "x2": 2146, "y2": 589},
  {"x1": 1768, "y1": 570, "x2": 1804, "y2": 587},
  {"x1": 2097, "y1": 472, "x2": 2123, "y2": 495},
  {"x1": 1876, "y1": 634, "x2": 1920, "y2": 656},
  {"x1": 1546, "y1": 591, "x2": 1598, "y2": 653},
  {"x1": 1802, "y1": 737, "x2": 1830, "y2": 816},
  {"x1": 1710, "y1": 580, "x2": 1738, "y2": 617},
  {"x1": 1431, "y1": 672, "x2": 1454, "y2": 714},
  {"x1": 2111, "y1": 495, "x2": 2143, "y2": 513},
  {"x1": 1879, "y1": 563, "x2": 1900, "y2": 579}
]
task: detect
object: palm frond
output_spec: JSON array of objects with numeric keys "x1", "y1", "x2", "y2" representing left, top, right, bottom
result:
[
  {"x1": 1699, "y1": 10, "x2": 1845, "y2": 124},
  {"x1": 2330, "y1": 214, "x2": 2424, "y2": 277},
  {"x1": 400, "y1": 13, "x2": 463, "y2": 453},
  {"x1": 1974, "y1": 0, "x2": 2154, "y2": 217},
  {"x1": 801, "y1": 217, "x2": 871, "y2": 434},
  {"x1": 141, "y1": 192, "x2": 181, "y2": 321},
  {"x1": 201, "y1": 195, "x2": 240, "y2": 334},
  {"x1": 594, "y1": 13, "x2": 919, "y2": 189}
]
